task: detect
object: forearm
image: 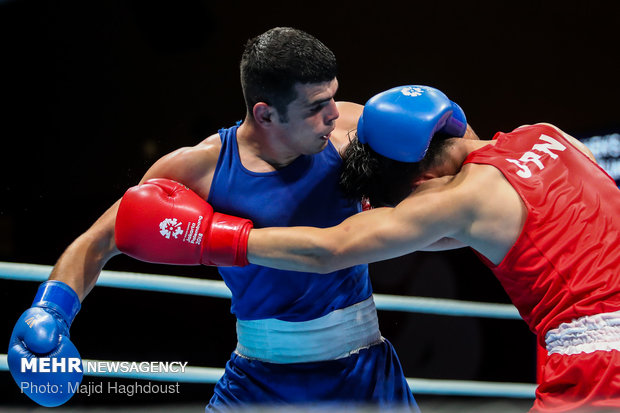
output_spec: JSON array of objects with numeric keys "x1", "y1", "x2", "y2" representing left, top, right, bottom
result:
[
  {"x1": 247, "y1": 226, "x2": 337, "y2": 273},
  {"x1": 49, "y1": 201, "x2": 121, "y2": 301},
  {"x1": 247, "y1": 207, "x2": 415, "y2": 273},
  {"x1": 247, "y1": 195, "x2": 459, "y2": 273}
]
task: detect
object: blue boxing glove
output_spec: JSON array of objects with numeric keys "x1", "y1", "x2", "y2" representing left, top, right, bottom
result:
[
  {"x1": 357, "y1": 85, "x2": 467, "y2": 162},
  {"x1": 8, "y1": 280, "x2": 83, "y2": 407}
]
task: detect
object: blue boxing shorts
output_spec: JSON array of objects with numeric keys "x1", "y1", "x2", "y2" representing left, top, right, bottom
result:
[{"x1": 206, "y1": 297, "x2": 419, "y2": 411}]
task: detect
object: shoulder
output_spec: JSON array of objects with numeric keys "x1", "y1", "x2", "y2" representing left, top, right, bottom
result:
[
  {"x1": 336, "y1": 101, "x2": 363, "y2": 121},
  {"x1": 330, "y1": 101, "x2": 363, "y2": 153},
  {"x1": 457, "y1": 162, "x2": 504, "y2": 195},
  {"x1": 456, "y1": 161, "x2": 525, "y2": 229},
  {"x1": 404, "y1": 173, "x2": 473, "y2": 220},
  {"x1": 387, "y1": 173, "x2": 473, "y2": 245},
  {"x1": 140, "y1": 133, "x2": 223, "y2": 198},
  {"x1": 427, "y1": 164, "x2": 501, "y2": 219}
]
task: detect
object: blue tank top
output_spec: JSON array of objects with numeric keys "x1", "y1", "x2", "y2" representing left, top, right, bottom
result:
[{"x1": 208, "y1": 124, "x2": 371, "y2": 321}]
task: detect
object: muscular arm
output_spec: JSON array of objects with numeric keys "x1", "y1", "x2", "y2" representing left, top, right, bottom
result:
[
  {"x1": 49, "y1": 202, "x2": 121, "y2": 300},
  {"x1": 247, "y1": 177, "x2": 469, "y2": 273},
  {"x1": 49, "y1": 137, "x2": 221, "y2": 301}
]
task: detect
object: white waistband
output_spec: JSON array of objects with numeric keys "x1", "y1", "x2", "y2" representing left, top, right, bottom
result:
[
  {"x1": 235, "y1": 296, "x2": 383, "y2": 364},
  {"x1": 545, "y1": 310, "x2": 620, "y2": 355}
]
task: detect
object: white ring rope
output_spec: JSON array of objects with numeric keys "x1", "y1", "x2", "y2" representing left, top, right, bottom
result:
[
  {"x1": 0, "y1": 261, "x2": 534, "y2": 399},
  {"x1": 0, "y1": 262, "x2": 520, "y2": 319}
]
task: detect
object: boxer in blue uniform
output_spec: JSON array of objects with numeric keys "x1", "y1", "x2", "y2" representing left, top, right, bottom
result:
[
  {"x1": 8, "y1": 27, "x2": 418, "y2": 411},
  {"x1": 206, "y1": 123, "x2": 414, "y2": 409}
]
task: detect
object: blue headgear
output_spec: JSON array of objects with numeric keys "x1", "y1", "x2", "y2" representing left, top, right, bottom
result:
[{"x1": 357, "y1": 85, "x2": 467, "y2": 162}]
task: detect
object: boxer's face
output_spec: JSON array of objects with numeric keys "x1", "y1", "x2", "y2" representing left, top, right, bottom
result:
[{"x1": 273, "y1": 78, "x2": 339, "y2": 155}]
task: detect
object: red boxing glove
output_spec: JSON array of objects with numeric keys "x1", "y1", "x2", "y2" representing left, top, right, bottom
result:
[{"x1": 115, "y1": 178, "x2": 253, "y2": 266}]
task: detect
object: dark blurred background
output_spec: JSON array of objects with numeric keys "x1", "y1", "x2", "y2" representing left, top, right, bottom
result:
[{"x1": 1, "y1": 0, "x2": 618, "y2": 409}]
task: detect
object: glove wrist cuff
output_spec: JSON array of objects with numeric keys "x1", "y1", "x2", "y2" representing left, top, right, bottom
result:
[
  {"x1": 32, "y1": 281, "x2": 81, "y2": 325},
  {"x1": 203, "y1": 214, "x2": 253, "y2": 266}
]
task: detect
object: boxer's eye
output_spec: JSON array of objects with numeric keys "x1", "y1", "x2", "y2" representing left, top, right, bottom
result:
[
  {"x1": 306, "y1": 99, "x2": 331, "y2": 115},
  {"x1": 309, "y1": 103, "x2": 326, "y2": 114}
]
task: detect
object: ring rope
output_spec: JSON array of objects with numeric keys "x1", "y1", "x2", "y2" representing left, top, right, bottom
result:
[
  {"x1": 1, "y1": 261, "x2": 534, "y2": 399},
  {"x1": 0, "y1": 261, "x2": 520, "y2": 319}
]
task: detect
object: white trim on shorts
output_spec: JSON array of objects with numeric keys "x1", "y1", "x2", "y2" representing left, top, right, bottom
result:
[
  {"x1": 545, "y1": 310, "x2": 620, "y2": 355},
  {"x1": 235, "y1": 296, "x2": 383, "y2": 364}
]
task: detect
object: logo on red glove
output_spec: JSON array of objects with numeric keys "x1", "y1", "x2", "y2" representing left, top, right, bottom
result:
[{"x1": 159, "y1": 218, "x2": 184, "y2": 239}]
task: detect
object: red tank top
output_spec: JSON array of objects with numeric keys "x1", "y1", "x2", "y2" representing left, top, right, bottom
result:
[{"x1": 463, "y1": 124, "x2": 620, "y2": 338}]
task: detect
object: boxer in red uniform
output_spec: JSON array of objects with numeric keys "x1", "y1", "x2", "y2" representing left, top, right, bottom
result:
[{"x1": 241, "y1": 86, "x2": 620, "y2": 411}]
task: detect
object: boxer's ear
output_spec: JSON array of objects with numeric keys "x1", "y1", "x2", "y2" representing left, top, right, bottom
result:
[{"x1": 253, "y1": 103, "x2": 274, "y2": 126}]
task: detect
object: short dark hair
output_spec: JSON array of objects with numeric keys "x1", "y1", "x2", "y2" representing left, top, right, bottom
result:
[
  {"x1": 240, "y1": 27, "x2": 337, "y2": 122},
  {"x1": 339, "y1": 133, "x2": 453, "y2": 207}
]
